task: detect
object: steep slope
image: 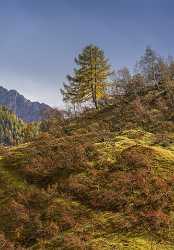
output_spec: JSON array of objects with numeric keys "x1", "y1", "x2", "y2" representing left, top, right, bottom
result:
[
  {"x1": 0, "y1": 86, "x2": 52, "y2": 122},
  {"x1": 0, "y1": 106, "x2": 39, "y2": 145},
  {"x1": 1, "y1": 128, "x2": 174, "y2": 249},
  {"x1": 63, "y1": 87, "x2": 174, "y2": 135}
]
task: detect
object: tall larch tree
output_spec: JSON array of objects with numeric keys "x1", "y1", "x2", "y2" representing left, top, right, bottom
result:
[{"x1": 61, "y1": 44, "x2": 111, "y2": 109}]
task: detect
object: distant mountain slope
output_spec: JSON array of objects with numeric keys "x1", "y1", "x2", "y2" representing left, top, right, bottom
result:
[
  {"x1": 0, "y1": 106, "x2": 39, "y2": 145},
  {"x1": 0, "y1": 86, "x2": 52, "y2": 122}
]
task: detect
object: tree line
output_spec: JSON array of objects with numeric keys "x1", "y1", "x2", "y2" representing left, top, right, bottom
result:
[{"x1": 61, "y1": 45, "x2": 174, "y2": 111}]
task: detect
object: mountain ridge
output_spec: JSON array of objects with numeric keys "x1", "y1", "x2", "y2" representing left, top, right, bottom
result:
[{"x1": 0, "y1": 86, "x2": 52, "y2": 122}]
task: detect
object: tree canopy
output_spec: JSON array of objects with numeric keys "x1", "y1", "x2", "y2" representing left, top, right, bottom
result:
[{"x1": 61, "y1": 44, "x2": 112, "y2": 109}]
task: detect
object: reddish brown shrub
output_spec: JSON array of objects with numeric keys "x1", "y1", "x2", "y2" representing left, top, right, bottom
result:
[
  {"x1": 142, "y1": 210, "x2": 170, "y2": 230},
  {"x1": 0, "y1": 232, "x2": 14, "y2": 250},
  {"x1": 119, "y1": 146, "x2": 151, "y2": 169}
]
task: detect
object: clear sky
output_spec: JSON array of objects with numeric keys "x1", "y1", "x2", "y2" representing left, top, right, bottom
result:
[{"x1": 0, "y1": 0, "x2": 174, "y2": 107}]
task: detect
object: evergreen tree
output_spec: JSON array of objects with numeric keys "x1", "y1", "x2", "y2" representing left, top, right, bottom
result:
[{"x1": 61, "y1": 44, "x2": 111, "y2": 109}]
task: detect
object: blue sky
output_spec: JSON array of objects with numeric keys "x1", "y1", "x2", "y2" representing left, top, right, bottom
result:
[{"x1": 0, "y1": 0, "x2": 174, "y2": 107}]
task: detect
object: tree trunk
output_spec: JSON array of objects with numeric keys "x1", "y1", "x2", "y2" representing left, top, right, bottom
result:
[
  {"x1": 91, "y1": 84, "x2": 98, "y2": 109},
  {"x1": 93, "y1": 96, "x2": 98, "y2": 109}
]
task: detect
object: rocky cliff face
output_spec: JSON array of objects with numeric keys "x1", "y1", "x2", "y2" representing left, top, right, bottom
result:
[{"x1": 0, "y1": 86, "x2": 52, "y2": 122}]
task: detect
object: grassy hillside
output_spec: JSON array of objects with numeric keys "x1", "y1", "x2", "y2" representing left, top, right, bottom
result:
[
  {"x1": 0, "y1": 81, "x2": 174, "y2": 249},
  {"x1": 0, "y1": 126, "x2": 174, "y2": 249},
  {"x1": 1, "y1": 30, "x2": 174, "y2": 250}
]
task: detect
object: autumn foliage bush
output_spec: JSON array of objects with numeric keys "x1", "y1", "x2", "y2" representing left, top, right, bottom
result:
[
  {"x1": 65, "y1": 164, "x2": 174, "y2": 233},
  {"x1": 119, "y1": 146, "x2": 151, "y2": 169},
  {"x1": 6, "y1": 135, "x2": 96, "y2": 186}
]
